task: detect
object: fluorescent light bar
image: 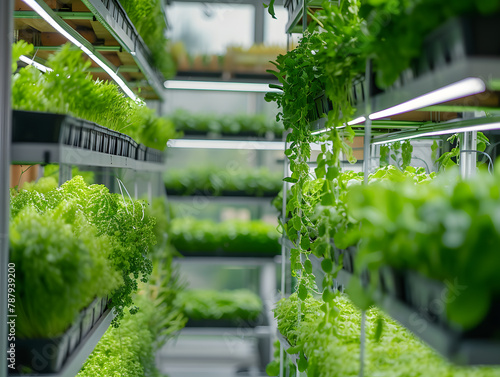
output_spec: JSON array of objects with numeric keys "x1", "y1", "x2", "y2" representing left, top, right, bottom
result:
[
  {"x1": 164, "y1": 80, "x2": 281, "y2": 93},
  {"x1": 167, "y1": 139, "x2": 285, "y2": 151},
  {"x1": 348, "y1": 116, "x2": 366, "y2": 126},
  {"x1": 369, "y1": 78, "x2": 486, "y2": 120},
  {"x1": 19, "y1": 55, "x2": 52, "y2": 72},
  {"x1": 22, "y1": 0, "x2": 137, "y2": 101},
  {"x1": 372, "y1": 122, "x2": 500, "y2": 145},
  {"x1": 311, "y1": 116, "x2": 366, "y2": 135}
]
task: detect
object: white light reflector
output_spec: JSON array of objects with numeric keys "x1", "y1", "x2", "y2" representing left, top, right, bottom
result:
[
  {"x1": 311, "y1": 116, "x2": 366, "y2": 135},
  {"x1": 369, "y1": 78, "x2": 486, "y2": 120},
  {"x1": 19, "y1": 55, "x2": 52, "y2": 72},
  {"x1": 167, "y1": 139, "x2": 285, "y2": 151},
  {"x1": 164, "y1": 80, "x2": 281, "y2": 93},
  {"x1": 372, "y1": 122, "x2": 500, "y2": 145}
]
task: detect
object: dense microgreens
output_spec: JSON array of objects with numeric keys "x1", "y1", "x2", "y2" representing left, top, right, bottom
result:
[
  {"x1": 164, "y1": 166, "x2": 282, "y2": 197},
  {"x1": 169, "y1": 109, "x2": 283, "y2": 136},
  {"x1": 271, "y1": 293, "x2": 500, "y2": 377},
  {"x1": 11, "y1": 42, "x2": 179, "y2": 149},
  {"x1": 177, "y1": 289, "x2": 262, "y2": 321},
  {"x1": 169, "y1": 217, "x2": 280, "y2": 255},
  {"x1": 78, "y1": 295, "x2": 176, "y2": 377}
]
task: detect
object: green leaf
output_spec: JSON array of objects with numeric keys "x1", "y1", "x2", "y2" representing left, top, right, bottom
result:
[
  {"x1": 286, "y1": 345, "x2": 301, "y2": 354},
  {"x1": 304, "y1": 259, "x2": 313, "y2": 274},
  {"x1": 374, "y1": 316, "x2": 384, "y2": 342},
  {"x1": 326, "y1": 167, "x2": 339, "y2": 180},
  {"x1": 265, "y1": 360, "x2": 280, "y2": 376},
  {"x1": 447, "y1": 287, "x2": 490, "y2": 329},
  {"x1": 263, "y1": 0, "x2": 277, "y2": 19},
  {"x1": 300, "y1": 236, "x2": 311, "y2": 250},
  {"x1": 298, "y1": 351, "x2": 308, "y2": 372},
  {"x1": 321, "y1": 258, "x2": 333, "y2": 273},
  {"x1": 283, "y1": 177, "x2": 298, "y2": 183},
  {"x1": 298, "y1": 282, "x2": 308, "y2": 300}
]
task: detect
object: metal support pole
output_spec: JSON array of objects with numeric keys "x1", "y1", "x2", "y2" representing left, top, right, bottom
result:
[
  {"x1": 302, "y1": 0, "x2": 307, "y2": 33},
  {"x1": 254, "y1": 3, "x2": 265, "y2": 44},
  {"x1": 359, "y1": 310, "x2": 366, "y2": 377},
  {"x1": 460, "y1": 131, "x2": 477, "y2": 179},
  {"x1": 1, "y1": 2, "x2": 14, "y2": 376},
  {"x1": 59, "y1": 163, "x2": 72, "y2": 186}
]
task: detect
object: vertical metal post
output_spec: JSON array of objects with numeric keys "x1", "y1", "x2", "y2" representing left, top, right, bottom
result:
[
  {"x1": 254, "y1": 3, "x2": 265, "y2": 44},
  {"x1": 460, "y1": 131, "x2": 477, "y2": 179},
  {"x1": 58, "y1": 163, "x2": 72, "y2": 186},
  {"x1": 359, "y1": 59, "x2": 372, "y2": 377},
  {"x1": 359, "y1": 311, "x2": 366, "y2": 377},
  {"x1": 302, "y1": 0, "x2": 307, "y2": 33},
  {"x1": 1, "y1": 2, "x2": 14, "y2": 376}
]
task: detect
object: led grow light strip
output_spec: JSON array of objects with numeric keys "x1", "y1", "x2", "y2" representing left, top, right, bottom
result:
[
  {"x1": 167, "y1": 139, "x2": 285, "y2": 150},
  {"x1": 164, "y1": 80, "x2": 281, "y2": 93},
  {"x1": 311, "y1": 116, "x2": 366, "y2": 135},
  {"x1": 22, "y1": 0, "x2": 137, "y2": 101},
  {"x1": 369, "y1": 77, "x2": 486, "y2": 120},
  {"x1": 19, "y1": 55, "x2": 52, "y2": 72},
  {"x1": 371, "y1": 122, "x2": 500, "y2": 145}
]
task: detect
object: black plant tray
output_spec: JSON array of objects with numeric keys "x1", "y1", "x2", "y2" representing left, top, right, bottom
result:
[
  {"x1": 11, "y1": 297, "x2": 110, "y2": 375},
  {"x1": 11, "y1": 110, "x2": 163, "y2": 165},
  {"x1": 177, "y1": 249, "x2": 280, "y2": 258},
  {"x1": 335, "y1": 262, "x2": 500, "y2": 365}
]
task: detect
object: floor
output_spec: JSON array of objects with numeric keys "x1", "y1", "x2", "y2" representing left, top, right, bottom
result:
[{"x1": 158, "y1": 335, "x2": 269, "y2": 377}]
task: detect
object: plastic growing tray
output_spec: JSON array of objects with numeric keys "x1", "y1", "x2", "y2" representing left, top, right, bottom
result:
[{"x1": 12, "y1": 110, "x2": 164, "y2": 165}]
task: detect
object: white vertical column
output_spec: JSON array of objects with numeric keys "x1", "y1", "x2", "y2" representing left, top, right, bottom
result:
[{"x1": 460, "y1": 131, "x2": 477, "y2": 179}]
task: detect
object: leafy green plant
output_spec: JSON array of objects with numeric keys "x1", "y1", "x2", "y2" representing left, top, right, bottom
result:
[
  {"x1": 11, "y1": 176, "x2": 157, "y2": 326},
  {"x1": 177, "y1": 289, "x2": 262, "y2": 321},
  {"x1": 119, "y1": 0, "x2": 176, "y2": 78},
  {"x1": 165, "y1": 166, "x2": 282, "y2": 196},
  {"x1": 78, "y1": 295, "x2": 168, "y2": 377},
  {"x1": 169, "y1": 109, "x2": 283, "y2": 136},
  {"x1": 10, "y1": 206, "x2": 121, "y2": 338},
  {"x1": 169, "y1": 217, "x2": 280, "y2": 255},
  {"x1": 347, "y1": 166, "x2": 500, "y2": 329},
  {"x1": 11, "y1": 42, "x2": 180, "y2": 149}
]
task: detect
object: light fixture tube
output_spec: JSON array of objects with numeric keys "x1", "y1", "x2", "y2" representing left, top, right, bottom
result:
[
  {"x1": 164, "y1": 80, "x2": 281, "y2": 93},
  {"x1": 311, "y1": 116, "x2": 366, "y2": 135},
  {"x1": 371, "y1": 122, "x2": 500, "y2": 145},
  {"x1": 167, "y1": 139, "x2": 285, "y2": 151},
  {"x1": 22, "y1": 0, "x2": 137, "y2": 101},
  {"x1": 19, "y1": 55, "x2": 52, "y2": 72},
  {"x1": 369, "y1": 77, "x2": 486, "y2": 120}
]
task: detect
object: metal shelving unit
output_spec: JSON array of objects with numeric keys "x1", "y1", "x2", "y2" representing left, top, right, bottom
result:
[
  {"x1": 14, "y1": 0, "x2": 165, "y2": 99},
  {"x1": 330, "y1": 268, "x2": 500, "y2": 365},
  {"x1": 2, "y1": 1, "x2": 171, "y2": 375},
  {"x1": 278, "y1": 3, "x2": 500, "y2": 373}
]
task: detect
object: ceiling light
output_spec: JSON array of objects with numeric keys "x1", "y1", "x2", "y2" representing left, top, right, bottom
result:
[
  {"x1": 19, "y1": 55, "x2": 52, "y2": 72},
  {"x1": 22, "y1": 0, "x2": 137, "y2": 101},
  {"x1": 167, "y1": 139, "x2": 285, "y2": 150},
  {"x1": 311, "y1": 116, "x2": 366, "y2": 135},
  {"x1": 371, "y1": 122, "x2": 500, "y2": 145},
  {"x1": 369, "y1": 77, "x2": 486, "y2": 120},
  {"x1": 164, "y1": 80, "x2": 281, "y2": 93}
]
